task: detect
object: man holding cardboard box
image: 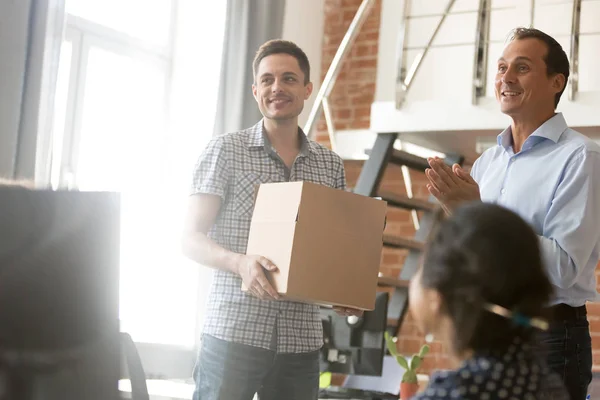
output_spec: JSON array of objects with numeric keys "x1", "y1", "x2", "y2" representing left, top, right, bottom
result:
[{"x1": 183, "y1": 40, "x2": 364, "y2": 400}]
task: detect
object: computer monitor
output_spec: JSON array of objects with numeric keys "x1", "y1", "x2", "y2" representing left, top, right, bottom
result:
[
  {"x1": 0, "y1": 188, "x2": 121, "y2": 399},
  {"x1": 320, "y1": 292, "x2": 389, "y2": 376}
]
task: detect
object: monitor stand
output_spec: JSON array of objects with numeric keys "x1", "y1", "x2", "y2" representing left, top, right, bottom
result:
[
  {"x1": 319, "y1": 356, "x2": 405, "y2": 400},
  {"x1": 342, "y1": 355, "x2": 404, "y2": 394}
]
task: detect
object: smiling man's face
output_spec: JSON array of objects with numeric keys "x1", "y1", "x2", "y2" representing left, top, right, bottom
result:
[
  {"x1": 252, "y1": 53, "x2": 312, "y2": 122},
  {"x1": 494, "y1": 37, "x2": 562, "y2": 117}
]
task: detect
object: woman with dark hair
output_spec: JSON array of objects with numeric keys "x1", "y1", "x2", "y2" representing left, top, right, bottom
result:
[{"x1": 409, "y1": 202, "x2": 569, "y2": 399}]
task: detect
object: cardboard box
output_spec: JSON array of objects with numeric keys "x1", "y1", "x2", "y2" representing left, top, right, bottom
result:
[{"x1": 243, "y1": 181, "x2": 387, "y2": 310}]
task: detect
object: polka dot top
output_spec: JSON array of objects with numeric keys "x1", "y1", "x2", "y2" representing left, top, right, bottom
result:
[{"x1": 412, "y1": 337, "x2": 569, "y2": 400}]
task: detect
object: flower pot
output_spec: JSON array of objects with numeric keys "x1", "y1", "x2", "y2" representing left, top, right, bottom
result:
[{"x1": 400, "y1": 382, "x2": 419, "y2": 400}]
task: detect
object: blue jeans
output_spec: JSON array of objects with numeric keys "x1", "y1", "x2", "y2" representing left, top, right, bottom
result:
[
  {"x1": 192, "y1": 334, "x2": 320, "y2": 400},
  {"x1": 539, "y1": 315, "x2": 593, "y2": 400}
]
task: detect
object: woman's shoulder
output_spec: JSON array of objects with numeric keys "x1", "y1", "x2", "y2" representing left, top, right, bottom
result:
[{"x1": 412, "y1": 353, "x2": 569, "y2": 400}]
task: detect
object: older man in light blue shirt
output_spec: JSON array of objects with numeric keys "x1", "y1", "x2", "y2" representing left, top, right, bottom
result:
[
  {"x1": 425, "y1": 27, "x2": 600, "y2": 400},
  {"x1": 471, "y1": 112, "x2": 600, "y2": 309}
]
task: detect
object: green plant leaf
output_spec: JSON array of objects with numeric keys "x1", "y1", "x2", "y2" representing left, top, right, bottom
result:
[
  {"x1": 396, "y1": 355, "x2": 409, "y2": 370},
  {"x1": 319, "y1": 372, "x2": 332, "y2": 388},
  {"x1": 384, "y1": 332, "x2": 399, "y2": 357},
  {"x1": 402, "y1": 370, "x2": 418, "y2": 384},
  {"x1": 419, "y1": 344, "x2": 430, "y2": 358},
  {"x1": 410, "y1": 356, "x2": 422, "y2": 371}
]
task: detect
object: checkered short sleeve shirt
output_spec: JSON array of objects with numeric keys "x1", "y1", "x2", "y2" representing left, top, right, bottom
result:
[{"x1": 190, "y1": 120, "x2": 346, "y2": 353}]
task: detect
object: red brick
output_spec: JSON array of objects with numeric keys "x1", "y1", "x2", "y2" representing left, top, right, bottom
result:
[
  {"x1": 347, "y1": 82, "x2": 376, "y2": 96},
  {"x1": 344, "y1": 71, "x2": 376, "y2": 83},
  {"x1": 381, "y1": 169, "x2": 407, "y2": 182},
  {"x1": 354, "y1": 44, "x2": 378, "y2": 58},
  {"x1": 399, "y1": 322, "x2": 422, "y2": 340},
  {"x1": 350, "y1": 58, "x2": 378, "y2": 69},
  {"x1": 330, "y1": 95, "x2": 349, "y2": 107},
  {"x1": 324, "y1": 13, "x2": 342, "y2": 27},
  {"x1": 363, "y1": 31, "x2": 380, "y2": 41},
  {"x1": 315, "y1": 134, "x2": 330, "y2": 144},
  {"x1": 382, "y1": 253, "x2": 401, "y2": 265},
  {"x1": 316, "y1": 120, "x2": 328, "y2": 132},
  {"x1": 342, "y1": 9, "x2": 357, "y2": 23},
  {"x1": 397, "y1": 338, "x2": 426, "y2": 356},
  {"x1": 399, "y1": 226, "x2": 418, "y2": 237},
  {"x1": 350, "y1": 92, "x2": 375, "y2": 104},
  {"x1": 325, "y1": 0, "x2": 343, "y2": 8},
  {"x1": 593, "y1": 349, "x2": 600, "y2": 366},
  {"x1": 323, "y1": 33, "x2": 345, "y2": 47},
  {"x1": 355, "y1": 106, "x2": 371, "y2": 119},
  {"x1": 333, "y1": 108, "x2": 352, "y2": 120},
  {"x1": 334, "y1": 121, "x2": 351, "y2": 130},
  {"x1": 587, "y1": 302, "x2": 600, "y2": 319},
  {"x1": 386, "y1": 208, "x2": 412, "y2": 223},
  {"x1": 353, "y1": 119, "x2": 371, "y2": 129},
  {"x1": 590, "y1": 319, "x2": 600, "y2": 335},
  {"x1": 362, "y1": 20, "x2": 382, "y2": 34}
]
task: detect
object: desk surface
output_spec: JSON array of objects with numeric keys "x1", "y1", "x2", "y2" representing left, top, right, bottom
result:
[
  {"x1": 119, "y1": 379, "x2": 194, "y2": 400},
  {"x1": 118, "y1": 379, "x2": 426, "y2": 400}
]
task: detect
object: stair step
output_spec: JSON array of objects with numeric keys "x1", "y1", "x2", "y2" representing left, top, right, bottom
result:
[
  {"x1": 377, "y1": 276, "x2": 410, "y2": 288},
  {"x1": 383, "y1": 234, "x2": 424, "y2": 251},
  {"x1": 379, "y1": 191, "x2": 435, "y2": 212},
  {"x1": 389, "y1": 149, "x2": 430, "y2": 171}
]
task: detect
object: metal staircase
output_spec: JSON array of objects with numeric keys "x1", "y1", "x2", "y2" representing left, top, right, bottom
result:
[
  {"x1": 306, "y1": 0, "x2": 588, "y2": 341},
  {"x1": 353, "y1": 133, "x2": 464, "y2": 336},
  {"x1": 301, "y1": 0, "x2": 466, "y2": 337}
]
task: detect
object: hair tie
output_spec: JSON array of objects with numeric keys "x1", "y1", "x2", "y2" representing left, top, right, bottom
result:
[{"x1": 483, "y1": 303, "x2": 549, "y2": 331}]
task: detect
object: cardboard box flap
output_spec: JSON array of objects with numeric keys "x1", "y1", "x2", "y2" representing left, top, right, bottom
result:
[
  {"x1": 297, "y1": 182, "x2": 387, "y2": 236},
  {"x1": 252, "y1": 181, "x2": 304, "y2": 222}
]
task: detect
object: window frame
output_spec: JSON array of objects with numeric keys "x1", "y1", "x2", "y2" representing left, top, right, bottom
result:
[
  {"x1": 55, "y1": 11, "x2": 175, "y2": 189},
  {"x1": 51, "y1": 1, "x2": 203, "y2": 378}
]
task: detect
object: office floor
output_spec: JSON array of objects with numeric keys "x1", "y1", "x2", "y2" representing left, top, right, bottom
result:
[{"x1": 588, "y1": 373, "x2": 600, "y2": 397}]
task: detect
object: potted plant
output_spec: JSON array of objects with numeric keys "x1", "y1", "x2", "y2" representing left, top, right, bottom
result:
[{"x1": 385, "y1": 332, "x2": 430, "y2": 400}]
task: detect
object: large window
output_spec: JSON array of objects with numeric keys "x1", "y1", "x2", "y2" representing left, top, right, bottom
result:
[{"x1": 51, "y1": 0, "x2": 227, "y2": 349}]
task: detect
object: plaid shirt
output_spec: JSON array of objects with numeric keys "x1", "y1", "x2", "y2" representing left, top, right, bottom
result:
[{"x1": 190, "y1": 120, "x2": 346, "y2": 353}]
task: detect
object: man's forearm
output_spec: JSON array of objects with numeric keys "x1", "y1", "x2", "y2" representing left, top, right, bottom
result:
[
  {"x1": 538, "y1": 235, "x2": 580, "y2": 290},
  {"x1": 182, "y1": 232, "x2": 241, "y2": 275}
]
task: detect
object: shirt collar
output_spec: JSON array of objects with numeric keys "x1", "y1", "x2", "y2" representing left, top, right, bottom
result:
[
  {"x1": 496, "y1": 112, "x2": 568, "y2": 151},
  {"x1": 249, "y1": 119, "x2": 312, "y2": 156}
]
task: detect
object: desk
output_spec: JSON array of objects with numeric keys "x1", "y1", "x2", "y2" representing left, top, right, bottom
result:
[
  {"x1": 118, "y1": 378, "x2": 427, "y2": 400},
  {"x1": 119, "y1": 379, "x2": 194, "y2": 400}
]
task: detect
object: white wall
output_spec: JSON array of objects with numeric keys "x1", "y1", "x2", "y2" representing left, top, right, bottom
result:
[
  {"x1": 281, "y1": 0, "x2": 324, "y2": 128},
  {"x1": 371, "y1": 0, "x2": 600, "y2": 131}
]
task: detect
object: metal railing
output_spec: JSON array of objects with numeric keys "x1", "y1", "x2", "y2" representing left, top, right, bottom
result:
[
  {"x1": 393, "y1": 0, "x2": 592, "y2": 106},
  {"x1": 303, "y1": 0, "x2": 376, "y2": 150},
  {"x1": 396, "y1": 0, "x2": 456, "y2": 108},
  {"x1": 569, "y1": 0, "x2": 582, "y2": 101}
]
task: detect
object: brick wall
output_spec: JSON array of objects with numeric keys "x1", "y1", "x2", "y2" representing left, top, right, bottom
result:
[
  {"x1": 320, "y1": 0, "x2": 600, "y2": 375},
  {"x1": 316, "y1": 0, "x2": 382, "y2": 147},
  {"x1": 345, "y1": 161, "x2": 451, "y2": 373},
  {"x1": 320, "y1": 0, "x2": 450, "y2": 375}
]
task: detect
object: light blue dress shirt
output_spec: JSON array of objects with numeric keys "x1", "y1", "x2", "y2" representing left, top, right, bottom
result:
[{"x1": 471, "y1": 113, "x2": 600, "y2": 307}]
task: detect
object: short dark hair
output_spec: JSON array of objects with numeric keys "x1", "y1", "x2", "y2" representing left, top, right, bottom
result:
[
  {"x1": 420, "y1": 203, "x2": 552, "y2": 355},
  {"x1": 508, "y1": 27, "x2": 570, "y2": 108},
  {"x1": 252, "y1": 39, "x2": 311, "y2": 85}
]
